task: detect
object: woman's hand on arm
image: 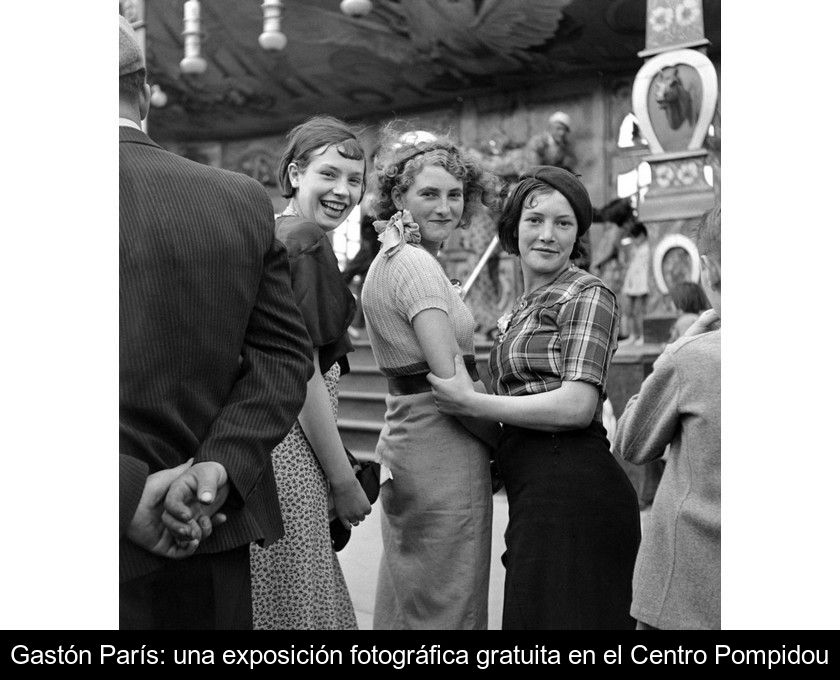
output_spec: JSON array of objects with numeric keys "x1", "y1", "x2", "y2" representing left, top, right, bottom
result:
[
  {"x1": 414, "y1": 308, "x2": 504, "y2": 444},
  {"x1": 431, "y1": 374, "x2": 600, "y2": 432},
  {"x1": 296, "y1": 349, "x2": 371, "y2": 529},
  {"x1": 426, "y1": 354, "x2": 480, "y2": 416}
]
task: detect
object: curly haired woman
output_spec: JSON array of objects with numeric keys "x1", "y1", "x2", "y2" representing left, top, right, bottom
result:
[{"x1": 361, "y1": 130, "x2": 499, "y2": 630}]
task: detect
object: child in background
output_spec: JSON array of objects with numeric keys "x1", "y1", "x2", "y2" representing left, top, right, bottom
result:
[
  {"x1": 613, "y1": 205, "x2": 721, "y2": 630},
  {"x1": 669, "y1": 281, "x2": 710, "y2": 341},
  {"x1": 620, "y1": 223, "x2": 650, "y2": 345}
]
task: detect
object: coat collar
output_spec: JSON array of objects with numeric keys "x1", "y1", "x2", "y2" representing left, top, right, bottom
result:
[{"x1": 119, "y1": 125, "x2": 161, "y2": 150}]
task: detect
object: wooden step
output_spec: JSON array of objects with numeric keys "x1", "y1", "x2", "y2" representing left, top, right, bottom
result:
[
  {"x1": 339, "y1": 366, "x2": 388, "y2": 393},
  {"x1": 347, "y1": 342, "x2": 377, "y2": 368},
  {"x1": 338, "y1": 390, "x2": 387, "y2": 422},
  {"x1": 337, "y1": 418, "x2": 383, "y2": 456}
]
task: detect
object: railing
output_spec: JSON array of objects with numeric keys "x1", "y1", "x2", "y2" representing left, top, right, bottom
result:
[{"x1": 460, "y1": 236, "x2": 499, "y2": 299}]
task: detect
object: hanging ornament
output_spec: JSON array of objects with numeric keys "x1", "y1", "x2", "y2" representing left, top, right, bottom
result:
[
  {"x1": 180, "y1": 0, "x2": 207, "y2": 74},
  {"x1": 150, "y1": 84, "x2": 168, "y2": 108},
  {"x1": 340, "y1": 0, "x2": 373, "y2": 18},
  {"x1": 259, "y1": 0, "x2": 287, "y2": 50}
]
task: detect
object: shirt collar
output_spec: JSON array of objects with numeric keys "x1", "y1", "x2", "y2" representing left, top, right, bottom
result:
[{"x1": 119, "y1": 117, "x2": 142, "y2": 131}]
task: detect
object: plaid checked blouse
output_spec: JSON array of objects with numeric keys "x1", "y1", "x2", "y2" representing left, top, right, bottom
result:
[{"x1": 489, "y1": 266, "x2": 619, "y2": 420}]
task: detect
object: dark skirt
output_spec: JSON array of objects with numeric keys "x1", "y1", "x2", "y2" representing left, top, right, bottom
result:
[{"x1": 498, "y1": 422, "x2": 640, "y2": 630}]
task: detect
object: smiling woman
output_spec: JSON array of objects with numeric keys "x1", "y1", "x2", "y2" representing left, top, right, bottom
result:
[
  {"x1": 427, "y1": 166, "x2": 640, "y2": 630},
  {"x1": 361, "y1": 131, "x2": 500, "y2": 630},
  {"x1": 250, "y1": 116, "x2": 371, "y2": 630},
  {"x1": 287, "y1": 145, "x2": 364, "y2": 229}
]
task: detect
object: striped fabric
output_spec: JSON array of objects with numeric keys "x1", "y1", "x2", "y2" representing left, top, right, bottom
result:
[
  {"x1": 361, "y1": 243, "x2": 476, "y2": 377},
  {"x1": 489, "y1": 265, "x2": 619, "y2": 403},
  {"x1": 119, "y1": 127, "x2": 314, "y2": 583}
]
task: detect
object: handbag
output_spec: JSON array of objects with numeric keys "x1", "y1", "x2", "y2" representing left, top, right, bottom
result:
[{"x1": 329, "y1": 448, "x2": 381, "y2": 552}]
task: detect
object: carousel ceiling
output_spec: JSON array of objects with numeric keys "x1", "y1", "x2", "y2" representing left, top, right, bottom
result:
[{"x1": 136, "y1": 0, "x2": 720, "y2": 142}]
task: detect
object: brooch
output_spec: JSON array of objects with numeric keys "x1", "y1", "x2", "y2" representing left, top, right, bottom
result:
[
  {"x1": 496, "y1": 311, "x2": 513, "y2": 337},
  {"x1": 497, "y1": 297, "x2": 530, "y2": 338}
]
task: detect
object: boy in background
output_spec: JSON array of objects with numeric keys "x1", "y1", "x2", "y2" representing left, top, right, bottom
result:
[{"x1": 613, "y1": 205, "x2": 721, "y2": 629}]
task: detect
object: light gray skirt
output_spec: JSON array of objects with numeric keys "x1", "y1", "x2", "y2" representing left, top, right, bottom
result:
[{"x1": 373, "y1": 390, "x2": 492, "y2": 630}]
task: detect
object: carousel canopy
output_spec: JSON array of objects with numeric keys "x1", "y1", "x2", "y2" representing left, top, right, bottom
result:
[{"x1": 134, "y1": 0, "x2": 720, "y2": 142}]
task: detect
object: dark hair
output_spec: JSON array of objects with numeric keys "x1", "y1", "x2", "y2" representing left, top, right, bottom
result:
[
  {"x1": 695, "y1": 204, "x2": 721, "y2": 265},
  {"x1": 276, "y1": 116, "x2": 366, "y2": 198},
  {"x1": 629, "y1": 222, "x2": 648, "y2": 239},
  {"x1": 373, "y1": 128, "x2": 498, "y2": 229},
  {"x1": 670, "y1": 281, "x2": 710, "y2": 315},
  {"x1": 497, "y1": 177, "x2": 585, "y2": 259},
  {"x1": 119, "y1": 69, "x2": 146, "y2": 103},
  {"x1": 593, "y1": 196, "x2": 635, "y2": 226}
]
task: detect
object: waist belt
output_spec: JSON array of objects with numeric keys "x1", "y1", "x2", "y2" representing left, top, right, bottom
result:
[{"x1": 387, "y1": 357, "x2": 480, "y2": 396}]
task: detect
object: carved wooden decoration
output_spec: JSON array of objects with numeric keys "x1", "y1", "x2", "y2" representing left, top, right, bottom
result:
[
  {"x1": 632, "y1": 48, "x2": 717, "y2": 155},
  {"x1": 652, "y1": 233, "x2": 700, "y2": 295}
]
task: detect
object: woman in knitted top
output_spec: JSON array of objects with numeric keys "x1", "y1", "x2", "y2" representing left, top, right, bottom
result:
[{"x1": 361, "y1": 132, "x2": 498, "y2": 629}]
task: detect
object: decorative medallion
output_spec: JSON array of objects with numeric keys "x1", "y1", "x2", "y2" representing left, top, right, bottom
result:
[
  {"x1": 632, "y1": 48, "x2": 718, "y2": 154},
  {"x1": 652, "y1": 233, "x2": 701, "y2": 294}
]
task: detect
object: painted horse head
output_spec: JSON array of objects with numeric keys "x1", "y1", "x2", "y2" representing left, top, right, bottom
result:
[{"x1": 653, "y1": 66, "x2": 698, "y2": 131}]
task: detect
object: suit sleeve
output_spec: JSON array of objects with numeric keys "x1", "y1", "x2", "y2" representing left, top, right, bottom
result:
[
  {"x1": 193, "y1": 231, "x2": 315, "y2": 504},
  {"x1": 613, "y1": 349, "x2": 681, "y2": 465},
  {"x1": 119, "y1": 454, "x2": 148, "y2": 538}
]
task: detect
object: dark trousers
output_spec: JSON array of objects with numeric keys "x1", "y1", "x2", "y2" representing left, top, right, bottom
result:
[{"x1": 120, "y1": 545, "x2": 251, "y2": 630}]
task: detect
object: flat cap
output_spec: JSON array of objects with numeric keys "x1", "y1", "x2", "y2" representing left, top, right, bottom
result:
[
  {"x1": 548, "y1": 110, "x2": 572, "y2": 130},
  {"x1": 119, "y1": 14, "x2": 144, "y2": 76}
]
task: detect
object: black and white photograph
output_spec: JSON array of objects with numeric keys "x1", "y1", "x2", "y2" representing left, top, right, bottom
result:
[{"x1": 2, "y1": 0, "x2": 839, "y2": 643}]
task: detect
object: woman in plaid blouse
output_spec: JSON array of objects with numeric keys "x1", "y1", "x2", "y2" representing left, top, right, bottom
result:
[{"x1": 429, "y1": 166, "x2": 640, "y2": 629}]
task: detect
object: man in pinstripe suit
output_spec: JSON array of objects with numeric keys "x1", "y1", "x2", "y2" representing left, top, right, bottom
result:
[{"x1": 119, "y1": 16, "x2": 313, "y2": 629}]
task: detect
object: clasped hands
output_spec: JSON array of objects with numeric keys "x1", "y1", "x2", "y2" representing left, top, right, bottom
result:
[{"x1": 127, "y1": 459, "x2": 229, "y2": 560}]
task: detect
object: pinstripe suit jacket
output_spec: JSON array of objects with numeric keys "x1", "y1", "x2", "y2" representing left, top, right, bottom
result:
[{"x1": 119, "y1": 127, "x2": 314, "y2": 582}]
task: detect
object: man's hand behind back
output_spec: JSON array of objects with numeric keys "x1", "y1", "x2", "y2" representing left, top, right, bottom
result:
[
  {"x1": 162, "y1": 461, "x2": 230, "y2": 546},
  {"x1": 127, "y1": 459, "x2": 227, "y2": 559}
]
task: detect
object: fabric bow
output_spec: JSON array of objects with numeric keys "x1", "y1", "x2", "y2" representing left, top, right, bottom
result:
[{"x1": 373, "y1": 210, "x2": 421, "y2": 258}]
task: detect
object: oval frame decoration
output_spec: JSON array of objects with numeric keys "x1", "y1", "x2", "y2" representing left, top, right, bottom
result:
[
  {"x1": 632, "y1": 48, "x2": 718, "y2": 154},
  {"x1": 653, "y1": 233, "x2": 701, "y2": 294}
]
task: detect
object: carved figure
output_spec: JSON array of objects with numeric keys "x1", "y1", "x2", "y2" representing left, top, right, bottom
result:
[{"x1": 653, "y1": 66, "x2": 698, "y2": 130}]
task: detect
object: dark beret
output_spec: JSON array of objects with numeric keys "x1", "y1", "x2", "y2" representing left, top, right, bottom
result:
[{"x1": 518, "y1": 165, "x2": 593, "y2": 235}]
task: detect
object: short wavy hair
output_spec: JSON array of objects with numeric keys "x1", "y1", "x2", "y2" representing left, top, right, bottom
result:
[
  {"x1": 694, "y1": 203, "x2": 721, "y2": 291},
  {"x1": 276, "y1": 116, "x2": 366, "y2": 198},
  {"x1": 497, "y1": 178, "x2": 585, "y2": 260},
  {"x1": 696, "y1": 204, "x2": 721, "y2": 266},
  {"x1": 670, "y1": 281, "x2": 710, "y2": 315},
  {"x1": 372, "y1": 129, "x2": 498, "y2": 228},
  {"x1": 119, "y1": 69, "x2": 146, "y2": 103}
]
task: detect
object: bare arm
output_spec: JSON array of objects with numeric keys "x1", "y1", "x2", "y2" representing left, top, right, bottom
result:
[
  {"x1": 412, "y1": 308, "x2": 459, "y2": 377},
  {"x1": 428, "y1": 355, "x2": 599, "y2": 432},
  {"x1": 413, "y1": 309, "x2": 501, "y2": 447},
  {"x1": 297, "y1": 348, "x2": 371, "y2": 528}
]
